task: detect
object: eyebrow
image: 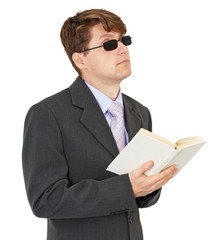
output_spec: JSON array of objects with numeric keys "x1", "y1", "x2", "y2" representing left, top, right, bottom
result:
[{"x1": 98, "y1": 33, "x2": 116, "y2": 41}]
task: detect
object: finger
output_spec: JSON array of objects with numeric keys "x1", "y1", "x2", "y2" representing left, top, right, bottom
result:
[
  {"x1": 135, "y1": 160, "x2": 154, "y2": 177},
  {"x1": 148, "y1": 164, "x2": 177, "y2": 183},
  {"x1": 160, "y1": 164, "x2": 177, "y2": 173},
  {"x1": 148, "y1": 167, "x2": 177, "y2": 191},
  {"x1": 158, "y1": 167, "x2": 177, "y2": 186},
  {"x1": 142, "y1": 160, "x2": 154, "y2": 174}
]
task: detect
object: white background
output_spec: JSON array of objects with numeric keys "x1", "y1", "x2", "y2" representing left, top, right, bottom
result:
[{"x1": 1, "y1": 0, "x2": 223, "y2": 239}]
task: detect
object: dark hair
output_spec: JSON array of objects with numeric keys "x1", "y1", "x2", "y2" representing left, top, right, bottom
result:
[{"x1": 60, "y1": 9, "x2": 127, "y2": 76}]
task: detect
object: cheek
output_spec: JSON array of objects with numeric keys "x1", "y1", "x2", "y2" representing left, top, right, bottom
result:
[
  {"x1": 90, "y1": 54, "x2": 115, "y2": 71},
  {"x1": 85, "y1": 55, "x2": 100, "y2": 71}
]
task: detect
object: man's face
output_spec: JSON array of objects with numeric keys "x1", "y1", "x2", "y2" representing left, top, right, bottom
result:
[{"x1": 82, "y1": 24, "x2": 131, "y2": 84}]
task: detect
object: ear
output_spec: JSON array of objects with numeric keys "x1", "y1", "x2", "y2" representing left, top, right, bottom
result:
[{"x1": 72, "y1": 52, "x2": 86, "y2": 70}]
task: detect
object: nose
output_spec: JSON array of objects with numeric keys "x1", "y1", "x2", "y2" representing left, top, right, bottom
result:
[{"x1": 117, "y1": 40, "x2": 128, "y2": 55}]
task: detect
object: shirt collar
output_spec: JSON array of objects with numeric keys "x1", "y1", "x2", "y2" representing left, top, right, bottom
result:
[{"x1": 84, "y1": 81, "x2": 124, "y2": 114}]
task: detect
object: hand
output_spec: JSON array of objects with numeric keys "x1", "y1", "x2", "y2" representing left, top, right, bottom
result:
[{"x1": 128, "y1": 160, "x2": 178, "y2": 198}]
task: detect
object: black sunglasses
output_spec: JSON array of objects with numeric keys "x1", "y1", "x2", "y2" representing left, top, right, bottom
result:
[{"x1": 79, "y1": 35, "x2": 132, "y2": 53}]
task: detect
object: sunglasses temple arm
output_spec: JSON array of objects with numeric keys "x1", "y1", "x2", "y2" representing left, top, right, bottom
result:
[{"x1": 80, "y1": 45, "x2": 103, "y2": 53}]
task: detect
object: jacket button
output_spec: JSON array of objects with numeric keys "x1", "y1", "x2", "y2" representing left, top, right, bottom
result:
[{"x1": 129, "y1": 217, "x2": 133, "y2": 224}]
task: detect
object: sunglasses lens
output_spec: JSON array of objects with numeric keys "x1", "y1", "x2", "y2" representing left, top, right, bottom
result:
[
  {"x1": 122, "y1": 36, "x2": 132, "y2": 46},
  {"x1": 103, "y1": 36, "x2": 131, "y2": 51},
  {"x1": 103, "y1": 40, "x2": 118, "y2": 51}
]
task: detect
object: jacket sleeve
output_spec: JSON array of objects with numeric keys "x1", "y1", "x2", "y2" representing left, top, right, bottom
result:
[
  {"x1": 135, "y1": 106, "x2": 162, "y2": 208},
  {"x1": 135, "y1": 189, "x2": 162, "y2": 208},
  {"x1": 22, "y1": 103, "x2": 138, "y2": 219}
]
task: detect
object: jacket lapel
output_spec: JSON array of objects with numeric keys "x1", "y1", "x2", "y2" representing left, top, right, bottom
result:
[
  {"x1": 123, "y1": 94, "x2": 142, "y2": 141},
  {"x1": 69, "y1": 77, "x2": 119, "y2": 158}
]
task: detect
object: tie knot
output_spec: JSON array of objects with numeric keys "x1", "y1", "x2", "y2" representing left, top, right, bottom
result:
[{"x1": 108, "y1": 101, "x2": 123, "y2": 118}]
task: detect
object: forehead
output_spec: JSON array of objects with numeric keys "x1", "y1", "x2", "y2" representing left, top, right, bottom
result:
[{"x1": 89, "y1": 24, "x2": 121, "y2": 42}]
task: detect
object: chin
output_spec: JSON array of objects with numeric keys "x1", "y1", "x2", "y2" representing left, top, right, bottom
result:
[
  {"x1": 121, "y1": 69, "x2": 131, "y2": 80},
  {"x1": 112, "y1": 67, "x2": 132, "y2": 83}
]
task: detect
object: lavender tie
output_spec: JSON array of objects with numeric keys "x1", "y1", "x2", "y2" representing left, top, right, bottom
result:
[{"x1": 108, "y1": 101, "x2": 126, "y2": 152}]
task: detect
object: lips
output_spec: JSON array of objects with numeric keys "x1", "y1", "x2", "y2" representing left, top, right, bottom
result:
[{"x1": 117, "y1": 59, "x2": 129, "y2": 65}]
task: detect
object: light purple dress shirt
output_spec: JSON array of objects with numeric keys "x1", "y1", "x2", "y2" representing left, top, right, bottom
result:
[{"x1": 85, "y1": 81, "x2": 129, "y2": 145}]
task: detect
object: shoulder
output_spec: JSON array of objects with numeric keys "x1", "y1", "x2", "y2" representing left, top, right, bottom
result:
[
  {"x1": 25, "y1": 87, "x2": 71, "y2": 122},
  {"x1": 38, "y1": 87, "x2": 70, "y2": 109}
]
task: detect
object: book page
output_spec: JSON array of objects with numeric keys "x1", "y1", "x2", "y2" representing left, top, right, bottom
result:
[
  {"x1": 175, "y1": 136, "x2": 204, "y2": 149},
  {"x1": 140, "y1": 129, "x2": 175, "y2": 148},
  {"x1": 163, "y1": 141, "x2": 206, "y2": 177}
]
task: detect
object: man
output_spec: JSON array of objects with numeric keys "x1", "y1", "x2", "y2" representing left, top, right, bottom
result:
[{"x1": 22, "y1": 9, "x2": 177, "y2": 240}]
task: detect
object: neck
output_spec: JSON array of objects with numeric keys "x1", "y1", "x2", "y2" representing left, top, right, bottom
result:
[{"x1": 84, "y1": 78, "x2": 121, "y2": 101}]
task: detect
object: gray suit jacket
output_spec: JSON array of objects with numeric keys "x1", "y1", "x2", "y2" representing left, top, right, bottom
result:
[{"x1": 22, "y1": 76, "x2": 161, "y2": 240}]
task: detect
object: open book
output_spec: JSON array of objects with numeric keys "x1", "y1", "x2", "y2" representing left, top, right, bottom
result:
[{"x1": 107, "y1": 128, "x2": 206, "y2": 177}]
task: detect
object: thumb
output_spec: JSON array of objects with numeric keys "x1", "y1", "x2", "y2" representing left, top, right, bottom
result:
[{"x1": 138, "y1": 160, "x2": 154, "y2": 175}]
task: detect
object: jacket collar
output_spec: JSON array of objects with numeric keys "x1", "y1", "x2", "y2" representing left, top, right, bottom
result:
[{"x1": 69, "y1": 76, "x2": 142, "y2": 158}]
